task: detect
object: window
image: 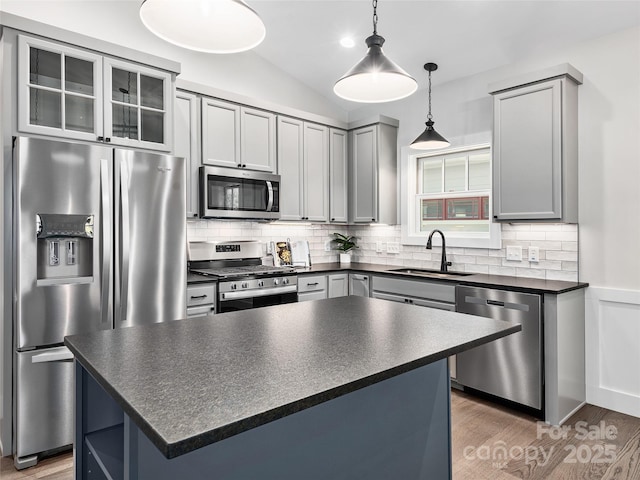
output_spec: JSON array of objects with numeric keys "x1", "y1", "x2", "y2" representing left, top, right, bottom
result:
[{"x1": 401, "y1": 144, "x2": 501, "y2": 248}]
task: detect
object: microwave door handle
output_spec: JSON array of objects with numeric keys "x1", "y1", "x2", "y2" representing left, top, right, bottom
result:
[{"x1": 266, "y1": 181, "x2": 274, "y2": 212}]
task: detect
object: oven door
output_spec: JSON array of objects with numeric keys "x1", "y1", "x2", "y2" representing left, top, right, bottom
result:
[
  {"x1": 199, "y1": 166, "x2": 280, "y2": 219},
  {"x1": 218, "y1": 286, "x2": 298, "y2": 313}
]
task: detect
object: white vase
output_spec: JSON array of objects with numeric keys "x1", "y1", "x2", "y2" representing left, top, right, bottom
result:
[{"x1": 339, "y1": 253, "x2": 351, "y2": 264}]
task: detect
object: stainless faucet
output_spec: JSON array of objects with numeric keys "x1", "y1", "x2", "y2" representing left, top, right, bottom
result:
[{"x1": 426, "y1": 229, "x2": 452, "y2": 272}]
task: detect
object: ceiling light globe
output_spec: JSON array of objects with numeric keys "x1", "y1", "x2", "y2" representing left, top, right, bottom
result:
[{"x1": 139, "y1": 0, "x2": 266, "y2": 54}]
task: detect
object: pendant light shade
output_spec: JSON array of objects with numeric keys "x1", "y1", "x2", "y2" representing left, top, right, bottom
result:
[
  {"x1": 410, "y1": 63, "x2": 450, "y2": 150},
  {"x1": 139, "y1": 0, "x2": 266, "y2": 54},
  {"x1": 334, "y1": 1, "x2": 417, "y2": 103}
]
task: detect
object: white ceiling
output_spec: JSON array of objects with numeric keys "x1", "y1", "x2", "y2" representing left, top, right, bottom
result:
[{"x1": 249, "y1": 0, "x2": 640, "y2": 111}]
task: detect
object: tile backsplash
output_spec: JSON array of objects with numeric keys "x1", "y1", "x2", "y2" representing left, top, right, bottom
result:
[{"x1": 187, "y1": 220, "x2": 579, "y2": 282}]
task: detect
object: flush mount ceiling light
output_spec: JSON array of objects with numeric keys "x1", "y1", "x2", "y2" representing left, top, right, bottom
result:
[
  {"x1": 410, "y1": 62, "x2": 450, "y2": 150},
  {"x1": 333, "y1": 0, "x2": 417, "y2": 103},
  {"x1": 139, "y1": 0, "x2": 266, "y2": 54}
]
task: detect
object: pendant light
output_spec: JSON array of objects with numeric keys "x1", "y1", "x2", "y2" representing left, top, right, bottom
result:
[
  {"x1": 139, "y1": 0, "x2": 266, "y2": 54},
  {"x1": 334, "y1": 0, "x2": 417, "y2": 103},
  {"x1": 410, "y1": 63, "x2": 450, "y2": 150}
]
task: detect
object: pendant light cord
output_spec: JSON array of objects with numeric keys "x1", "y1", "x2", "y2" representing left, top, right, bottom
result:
[
  {"x1": 427, "y1": 69, "x2": 433, "y2": 122},
  {"x1": 372, "y1": 0, "x2": 378, "y2": 35}
]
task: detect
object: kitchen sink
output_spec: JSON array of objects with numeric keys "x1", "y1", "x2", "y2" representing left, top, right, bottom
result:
[{"x1": 387, "y1": 268, "x2": 472, "y2": 278}]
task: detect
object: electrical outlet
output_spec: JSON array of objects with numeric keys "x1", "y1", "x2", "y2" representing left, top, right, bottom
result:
[
  {"x1": 376, "y1": 241, "x2": 385, "y2": 253},
  {"x1": 528, "y1": 246, "x2": 540, "y2": 263},
  {"x1": 387, "y1": 242, "x2": 400, "y2": 254},
  {"x1": 324, "y1": 240, "x2": 332, "y2": 252},
  {"x1": 266, "y1": 242, "x2": 273, "y2": 254},
  {"x1": 506, "y1": 245, "x2": 523, "y2": 261}
]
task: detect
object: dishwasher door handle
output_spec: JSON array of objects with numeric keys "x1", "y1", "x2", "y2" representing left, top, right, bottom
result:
[{"x1": 486, "y1": 299, "x2": 505, "y2": 307}]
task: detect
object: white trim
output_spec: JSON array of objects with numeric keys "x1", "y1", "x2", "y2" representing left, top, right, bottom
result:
[
  {"x1": 400, "y1": 144, "x2": 501, "y2": 249},
  {"x1": 585, "y1": 286, "x2": 640, "y2": 418}
]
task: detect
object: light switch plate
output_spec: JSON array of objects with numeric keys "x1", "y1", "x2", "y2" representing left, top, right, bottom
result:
[
  {"x1": 387, "y1": 242, "x2": 400, "y2": 254},
  {"x1": 528, "y1": 246, "x2": 540, "y2": 263},
  {"x1": 506, "y1": 245, "x2": 523, "y2": 261},
  {"x1": 324, "y1": 240, "x2": 332, "y2": 252}
]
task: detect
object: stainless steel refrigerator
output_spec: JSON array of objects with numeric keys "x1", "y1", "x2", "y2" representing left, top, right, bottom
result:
[{"x1": 10, "y1": 136, "x2": 186, "y2": 468}]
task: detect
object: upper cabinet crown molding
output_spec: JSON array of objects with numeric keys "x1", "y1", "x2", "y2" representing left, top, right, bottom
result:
[
  {"x1": 488, "y1": 63, "x2": 583, "y2": 95},
  {"x1": 2, "y1": 13, "x2": 180, "y2": 74},
  {"x1": 491, "y1": 65, "x2": 582, "y2": 223}
]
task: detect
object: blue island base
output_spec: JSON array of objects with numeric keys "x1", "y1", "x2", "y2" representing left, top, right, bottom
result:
[{"x1": 75, "y1": 359, "x2": 452, "y2": 479}]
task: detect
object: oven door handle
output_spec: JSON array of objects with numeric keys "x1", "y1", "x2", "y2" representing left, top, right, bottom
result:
[
  {"x1": 220, "y1": 285, "x2": 297, "y2": 301},
  {"x1": 266, "y1": 181, "x2": 274, "y2": 212}
]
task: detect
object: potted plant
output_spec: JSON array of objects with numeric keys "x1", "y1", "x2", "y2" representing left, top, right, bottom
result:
[{"x1": 332, "y1": 233, "x2": 358, "y2": 264}]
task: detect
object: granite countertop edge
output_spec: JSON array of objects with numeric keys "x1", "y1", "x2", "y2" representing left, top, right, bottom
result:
[{"x1": 190, "y1": 262, "x2": 588, "y2": 294}]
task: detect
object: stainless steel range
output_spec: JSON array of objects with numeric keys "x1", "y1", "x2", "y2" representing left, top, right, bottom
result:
[{"x1": 188, "y1": 241, "x2": 298, "y2": 313}]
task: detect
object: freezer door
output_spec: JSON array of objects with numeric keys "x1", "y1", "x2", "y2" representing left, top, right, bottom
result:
[
  {"x1": 15, "y1": 347, "x2": 74, "y2": 460},
  {"x1": 14, "y1": 137, "x2": 114, "y2": 349},
  {"x1": 114, "y1": 149, "x2": 186, "y2": 327}
]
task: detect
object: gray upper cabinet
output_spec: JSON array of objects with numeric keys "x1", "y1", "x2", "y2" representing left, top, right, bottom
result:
[
  {"x1": 18, "y1": 34, "x2": 173, "y2": 152},
  {"x1": 349, "y1": 121, "x2": 398, "y2": 224},
  {"x1": 202, "y1": 98, "x2": 240, "y2": 168},
  {"x1": 240, "y1": 107, "x2": 276, "y2": 172},
  {"x1": 202, "y1": 98, "x2": 275, "y2": 172},
  {"x1": 174, "y1": 90, "x2": 199, "y2": 218},
  {"x1": 277, "y1": 116, "x2": 329, "y2": 222},
  {"x1": 491, "y1": 64, "x2": 582, "y2": 222},
  {"x1": 329, "y1": 128, "x2": 348, "y2": 223},
  {"x1": 277, "y1": 116, "x2": 304, "y2": 220}
]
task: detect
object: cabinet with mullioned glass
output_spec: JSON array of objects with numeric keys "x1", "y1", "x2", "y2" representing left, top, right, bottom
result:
[{"x1": 18, "y1": 34, "x2": 173, "y2": 151}]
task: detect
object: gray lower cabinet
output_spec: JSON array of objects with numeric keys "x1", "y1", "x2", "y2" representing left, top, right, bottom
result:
[
  {"x1": 277, "y1": 117, "x2": 329, "y2": 221},
  {"x1": 186, "y1": 284, "x2": 216, "y2": 317},
  {"x1": 327, "y1": 273, "x2": 348, "y2": 298},
  {"x1": 297, "y1": 275, "x2": 327, "y2": 302},
  {"x1": 349, "y1": 274, "x2": 370, "y2": 297},
  {"x1": 490, "y1": 64, "x2": 582, "y2": 222},
  {"x1": 371, "y1": 276, "x2": 455, "y2": 311},
  {"x1": 371, "y1": 275, "x2": 456, "y2": 378},
  {"x1": 174, "y1": 90, "x2": 200, "y2": 218},
  {"x1": 348, "y1": 120, "x2": 398, "y2": 224}
]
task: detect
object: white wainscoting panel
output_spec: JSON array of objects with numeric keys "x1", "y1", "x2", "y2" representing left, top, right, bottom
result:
[{"x1": 585, "y1": 287, "x2": 640, "y2": 418}]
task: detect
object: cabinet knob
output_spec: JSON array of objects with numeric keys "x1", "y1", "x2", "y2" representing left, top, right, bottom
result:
[
  {"x1": 105, "y1": 137, "x2": 111, "y2": 143},
  {"x1": 331, "y1": 218, "x2": 335, "y2": 221},
  {"x1": 97, "y1": 136, "x2": 104, "y2": 142},
  {"x1": 372, "y1": 218, "x2": 376, "y2": 222}
]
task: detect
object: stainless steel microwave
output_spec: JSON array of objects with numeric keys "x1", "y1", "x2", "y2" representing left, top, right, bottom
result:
[{"x1": 199, "y1": 166, "x2": 281, "y2": 220}]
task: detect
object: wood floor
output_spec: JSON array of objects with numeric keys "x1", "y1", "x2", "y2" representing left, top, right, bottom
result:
[{"x1": 2, "y1": 390, "x2": 639, "y2": 479}]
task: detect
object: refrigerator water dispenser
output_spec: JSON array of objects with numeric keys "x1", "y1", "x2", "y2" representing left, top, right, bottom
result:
[{"x1": 36, "y1": 214, "x2": 94, "y2": 283}]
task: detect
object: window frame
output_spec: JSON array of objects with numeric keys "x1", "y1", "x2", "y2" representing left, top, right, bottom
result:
[{"x1": 400, "y1": 143, "x2": 502, "y2": 249}]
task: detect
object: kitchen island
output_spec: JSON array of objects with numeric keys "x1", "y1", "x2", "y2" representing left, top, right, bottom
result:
[{"x1": 65, "y1": 296, "x2": 520, "y2": 480}]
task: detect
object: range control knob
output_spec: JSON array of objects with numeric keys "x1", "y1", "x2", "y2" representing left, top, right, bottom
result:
[
  {"x1": 282, "y1": 278, "x2": 289, "y2": 285},
  {"x1": 258, "y1": 280, "x2": 264, "y2": 287},
  {"x1": 241, "y1": 282, "x2": 248, "y2": 289},
  {"x1": 273, "y1": 279, "x2": 280, "y2": 286},
  {"x1": 230, "y1": 284, "x2": 237, "y2": 290}
]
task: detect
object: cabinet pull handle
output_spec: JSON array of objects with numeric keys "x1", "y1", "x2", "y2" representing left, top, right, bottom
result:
[
  {"x1": 105, "y1": 137, "x2": 111, "y2": 143},
  {"x1": 372, "y1": 218, "x2": 376, "y2": 222},
  {"x1": 307, "y1": 282, "x2": 319, "y2": 286},
  {"x1": 190, "y1": 294, "x2": 207, "y2": 300},
  {"x1": 97, "y1": 136, "x2": 104, "y2": 141}
]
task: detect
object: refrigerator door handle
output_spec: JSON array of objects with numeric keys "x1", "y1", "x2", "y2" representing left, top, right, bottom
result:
[
  {"x1": 100, "y1": 159, "x2": 112, "y2": 328},
  {"x1": 120, "y1": 159, "x2": 131, "y2": 323},
  {"x1": 31, "y1": 347, "x2": 74, "y2": 364}
]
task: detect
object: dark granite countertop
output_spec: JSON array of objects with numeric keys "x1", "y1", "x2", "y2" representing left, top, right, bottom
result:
[
  {"x1": 65, "y1": 296, "x2": 520, "y2": 459},
  {"x1": 293, "y1": 262, "x2": 588, "y2": 294}
]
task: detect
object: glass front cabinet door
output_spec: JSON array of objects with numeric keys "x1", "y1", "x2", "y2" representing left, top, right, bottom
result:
[
  {"x1": 103, "y1": 58, "x2": 172, "y2": 151},
  {"x1": 18, "y1": 35, "x2": 173, "y2": 151},
  {"x1": 18, "y1": 35, "x2": 103, "y2": 142}
]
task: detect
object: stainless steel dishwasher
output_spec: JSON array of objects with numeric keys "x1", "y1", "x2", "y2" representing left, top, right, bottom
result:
[{"x1": 455, "y1": 285, "x2": 542, "y2": 411}]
